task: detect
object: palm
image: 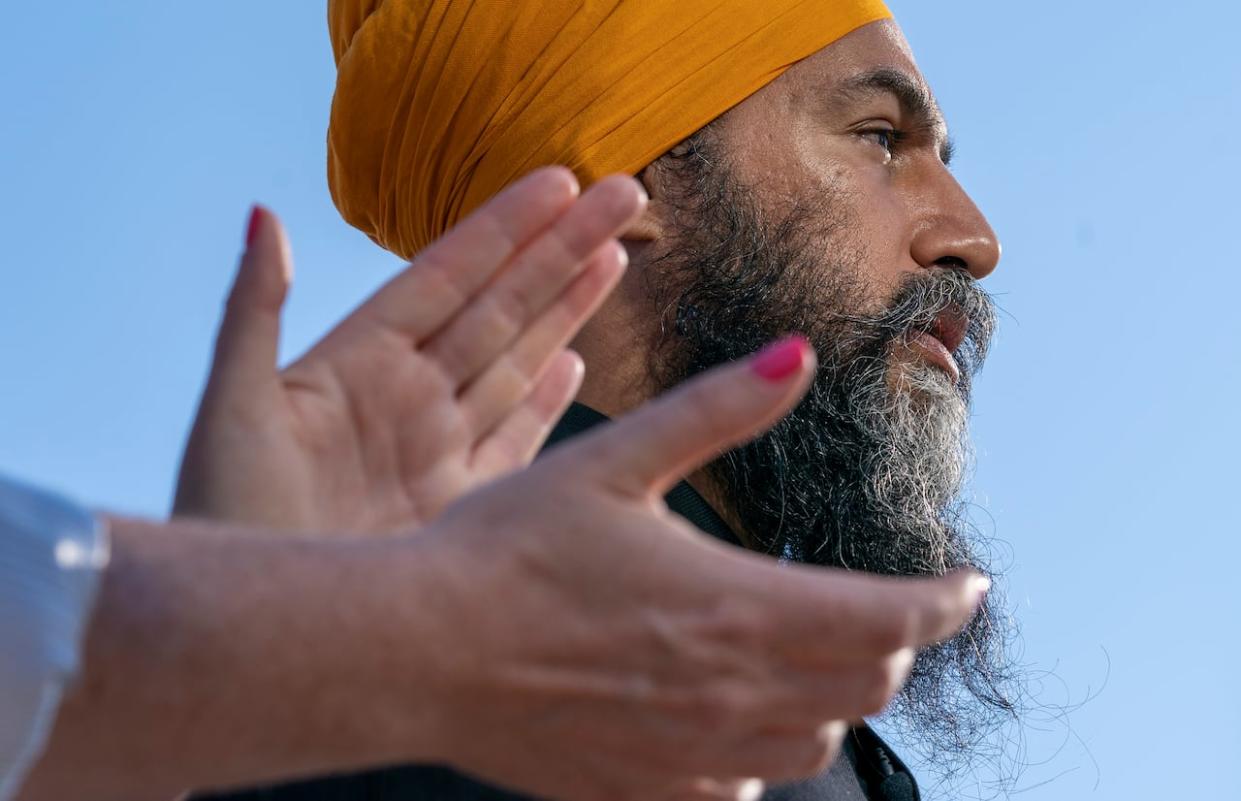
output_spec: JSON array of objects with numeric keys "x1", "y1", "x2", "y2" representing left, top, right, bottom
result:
[{"x1": 282, "y1": 340, "x2": 481, "y2": 531}]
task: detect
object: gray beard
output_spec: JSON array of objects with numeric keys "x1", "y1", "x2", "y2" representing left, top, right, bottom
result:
[{"x1": 644, "y1": 132, "x2": 1018, "y2": 788}]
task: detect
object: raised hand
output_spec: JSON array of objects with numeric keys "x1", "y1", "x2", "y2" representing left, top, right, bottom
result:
[
  {"x1": 413, "y1": 337, "x2": 990, "y2": 801},
  {"x1": 175, "y1": 168, "x2": 645, "y2": 532}
]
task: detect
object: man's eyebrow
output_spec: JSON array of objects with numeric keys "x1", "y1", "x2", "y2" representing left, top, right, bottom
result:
[{"x1": 829, "y1": 67, "x2": 955, "y2": 165}]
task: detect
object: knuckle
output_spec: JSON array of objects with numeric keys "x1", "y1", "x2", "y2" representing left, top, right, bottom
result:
[
  {"x1": 428, "y1": 335, "x2": 476, "y2": 380},
  {"x1": 407, "y1": 251, "x2": 474, "y2": 316},
  {"x1": 875, "y1": 606, "x2": 920, "y2": 652},
  {"x1": 854, "y1": 649, "x2": 913, "y2": 716},
  {"x1": 817, "y1": 720, "x2": 848, "y2": 759},
  {"x1": 548, "y1": 220, "x2": 593, "y2": 266},
  {"x1": 493, "y1": 357, "x2": 535, "y2": 402},
  {"x1": 728, "y1": 784, "x2": 759, "y2": 801},
  {"x1": 888, "y1": 646, "x2": 917, "y2": 686},
  {"x1": 934, "y1": 588, "x2": 970, "y2": 635},
  {"x1": 764, "y1": 734, "x2": 837, "y2": 781},
  {"x1": 796, "y1": 741, "x2": 837, "y2": 779},
  {"x1": 898, "y1": 604, "x2": 923, "y2": 644},
  {"x1": 859, "y1": 666, "x2": 896, "y2": 715},
  {"x1": 507, "y1": 274, "x2": 547, "y2": 324},
  {"x1": 863, "y1": 619, "x2": 905, "y2": 655},
  {"x1": 483, "y1": 288, "x2": 531, "y2": 338}
]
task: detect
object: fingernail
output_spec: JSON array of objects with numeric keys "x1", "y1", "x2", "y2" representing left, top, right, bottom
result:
[
  {"x1": 739, "y1": 779, "x2": 765, "y2": 801},
  {"x1": 245, "y1": 204, "x2": 264, "y2": 248},
  {"x1": 751, "y1": 336, "x2": 809, "y2": 382}
]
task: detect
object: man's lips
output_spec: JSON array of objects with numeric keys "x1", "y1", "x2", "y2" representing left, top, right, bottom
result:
[
  {"x1": 906, "y1": 310, "x2": 967, "y2": 383},
  {"x1": 930, "y1": 310, "x2": 968, "y2": 354},
  {"x1": 908, "y1": 332, "x2": 961, "y2": 383}
]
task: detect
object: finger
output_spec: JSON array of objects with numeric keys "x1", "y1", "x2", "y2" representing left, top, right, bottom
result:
[
  {"x1": 734, "y1": 562, "x2": 989, "y2": 662},
  {"x1": 206, "y1": 205, "x2": 292, "y2": 394},
  {"x1": 566, "y1": 336, "x2": 815, "y2": 499},
  {"x1": 901, "y1": 570, "x2": 991, "y2": 648},
  {"x1": 460, "y1": 240, "x2": 625, "y2": 438},
  {"x1": 471, "y1": 350, "x2": 585, "y2": 480},
  {"x1": 802, "y1": 568, "x2": 989, "y2": 657},
  {"x1": 359, "y1": 166, "x2": 580, "y2": 341},
  {"x1": 424, "y1": 174, "x2": 646, "y2": 387},
  {"x1": 762, "y1": 651, "x2": 917, "y2": 725}
]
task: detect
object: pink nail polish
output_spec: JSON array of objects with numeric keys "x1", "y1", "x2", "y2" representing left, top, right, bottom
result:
[
  {"x1": 245, "y1": 205, "x2": 264, "y2": 248},
  {"x1": 751, "y1": 336, "x2": 809, "y2": 382}
]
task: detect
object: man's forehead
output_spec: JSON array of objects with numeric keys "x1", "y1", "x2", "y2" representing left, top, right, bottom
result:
[
  {"x1": 790, "y1": 20, "x2": 951, "y2": 156},
  {"x1": 830, "y1": 67, "x2": 948, "y2": 135},
  {"x1": 798, "y1": 18, "x2": 922, "y2": 85}
]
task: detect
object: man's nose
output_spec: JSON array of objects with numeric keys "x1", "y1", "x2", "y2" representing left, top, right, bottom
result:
[{"x1": 909, "y1": 167, "x2": 1001, "y2": 281}]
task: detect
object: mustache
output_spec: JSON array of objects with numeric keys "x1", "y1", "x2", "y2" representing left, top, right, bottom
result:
[{"x1": 829, "y1": 269, "x2": 997, "y2": 384}]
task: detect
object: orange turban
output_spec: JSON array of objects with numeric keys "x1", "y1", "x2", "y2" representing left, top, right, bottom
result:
[{"x1": 328, "y1": 0, "x2": 892, "y2": 260}]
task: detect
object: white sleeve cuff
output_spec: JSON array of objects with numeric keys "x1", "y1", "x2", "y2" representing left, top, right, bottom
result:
[{"x1": 0, "y1": 474, "x2": 109, "y2": 801}]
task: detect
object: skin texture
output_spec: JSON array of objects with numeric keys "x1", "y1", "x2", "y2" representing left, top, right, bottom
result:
[
  {"x1": 575, "y1": 19, "x2": 1000, "y2": 420},
  {"x1": 176, "y1": 169, "x2": 644, "y2": 533},
  {"x1": 15, "y1": 343, "x2": 987, "y2": 801}
]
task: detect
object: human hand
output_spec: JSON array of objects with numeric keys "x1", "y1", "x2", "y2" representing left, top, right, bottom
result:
[
  {"x1": 175, "y1": 168, "x2": 645, "y2": 532},
  {"x1": 411, "y1": 337, "x2": 990, "y2": 801}
]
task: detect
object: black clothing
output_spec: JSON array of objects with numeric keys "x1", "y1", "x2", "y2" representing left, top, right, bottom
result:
[{"x1": 198, "y1": 404, "x2": 919, "y2": 801}]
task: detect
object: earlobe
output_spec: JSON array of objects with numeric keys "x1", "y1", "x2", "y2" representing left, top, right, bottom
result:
[
  {"x1": 624, "y1": 166, "x2": 668, "y2": 242},
  {"x1": 622, "y1": 205, "x2": 664, "y2": 242}
]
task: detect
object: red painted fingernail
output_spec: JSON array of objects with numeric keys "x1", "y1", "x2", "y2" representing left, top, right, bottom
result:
[
  {"x1": 751, "y1": 336, "x2": 809, "y2": 382},
  {"x1": 245, "y1": 205, "x2": 264, "y2": 248}
]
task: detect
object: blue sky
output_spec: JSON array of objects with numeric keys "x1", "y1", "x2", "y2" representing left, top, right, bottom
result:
[{"x1": 2, "y1": 2, "x2": 1237, "y2": 799}]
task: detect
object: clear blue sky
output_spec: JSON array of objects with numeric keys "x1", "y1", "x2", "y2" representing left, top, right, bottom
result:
[{"x1": 2, "y1": 2, "x2": 1237, "y2": 799}]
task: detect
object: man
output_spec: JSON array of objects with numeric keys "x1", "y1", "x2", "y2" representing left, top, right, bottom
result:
[{"x1": 190, "y1": 1, "x2": 1016, "y2": 799}]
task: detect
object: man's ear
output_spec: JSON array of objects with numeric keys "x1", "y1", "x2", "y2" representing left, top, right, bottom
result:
[{"x1": 622, "y1": 162, "x2": 673, "y2": 243}]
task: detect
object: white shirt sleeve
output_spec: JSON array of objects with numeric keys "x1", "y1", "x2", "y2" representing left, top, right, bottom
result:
[{"x1": 0, "y1": 475, "x2": 109, "y2": 801}]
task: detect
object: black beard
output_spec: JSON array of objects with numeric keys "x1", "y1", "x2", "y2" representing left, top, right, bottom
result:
[{"x1": 645, "y1": 132, "x2": 1018, "y2": 787}]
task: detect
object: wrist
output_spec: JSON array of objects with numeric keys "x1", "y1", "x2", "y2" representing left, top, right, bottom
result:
[{"x1": 340, "y1": 531, "x2": 463, "y2": 768}]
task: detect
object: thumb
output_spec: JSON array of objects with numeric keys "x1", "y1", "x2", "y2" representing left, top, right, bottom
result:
[
  {"x1": 206, "y1": 205, "x2": 292, "y2": 393},
  {"x1": 571, "y1": 336, "x2": 815, "y2": 499}
]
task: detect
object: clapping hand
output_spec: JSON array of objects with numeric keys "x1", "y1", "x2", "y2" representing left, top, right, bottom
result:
[
  {"x1": 175, "y1": 168, "x2": 644, "y2": 532},
  {"x1": 414, "y1": 337, "x2": 989, "y2": 801}
]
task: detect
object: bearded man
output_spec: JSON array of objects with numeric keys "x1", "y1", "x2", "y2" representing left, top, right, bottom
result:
[{"x1": 198, "y1": 2, "x2": 1016, "y2": 799}]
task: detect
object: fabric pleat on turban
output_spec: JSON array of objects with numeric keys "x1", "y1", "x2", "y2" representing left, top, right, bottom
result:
[{"x1": 328, "y1": 0, "x2": 893, "y2": 260}]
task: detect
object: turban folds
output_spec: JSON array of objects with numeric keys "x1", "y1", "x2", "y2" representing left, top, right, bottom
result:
[{"x1": 328, "y1": 0, "x2": 893, "y2": 260}]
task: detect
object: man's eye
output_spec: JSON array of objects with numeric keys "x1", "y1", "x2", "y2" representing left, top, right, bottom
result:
[{"x1": 858, "y1": 128, "x2": 904, "y2": 162}]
